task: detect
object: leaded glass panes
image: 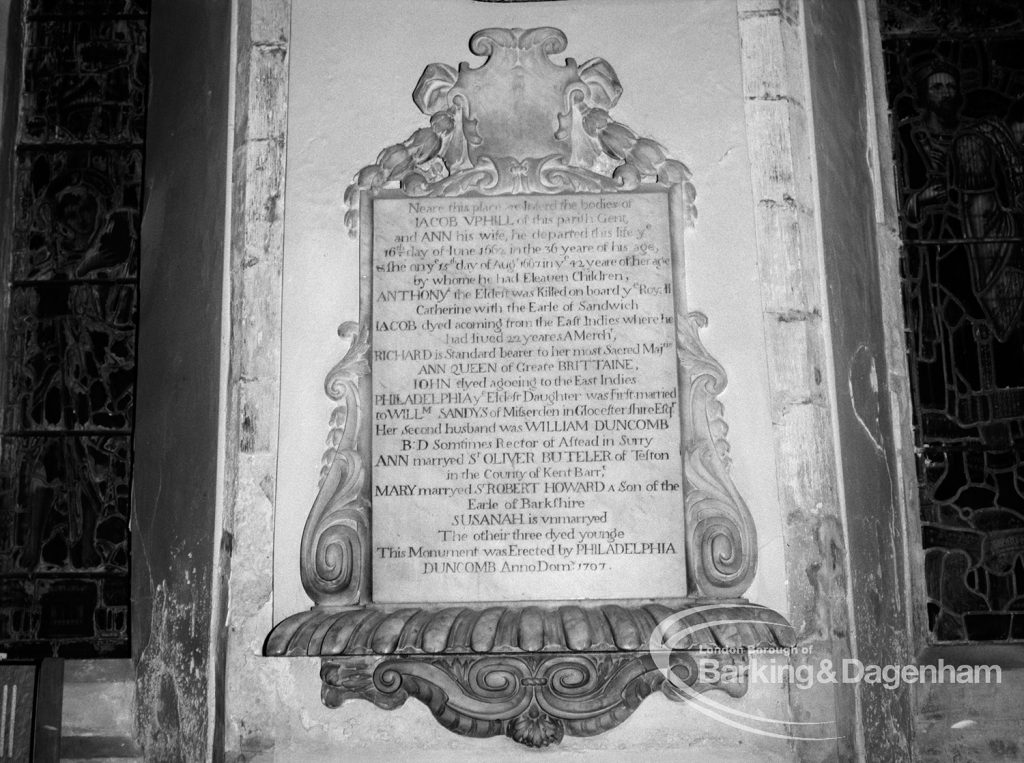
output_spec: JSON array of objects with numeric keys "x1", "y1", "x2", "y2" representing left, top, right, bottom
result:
[
  {"x1": 0, "y1": 0, "x2": 146, "y2": 658},
  {"x1": 0, "y1": 435, "x2": 131, "y2": 573},
  {"x1": 883, "y1": 2, "x2": 1024, "y2": 642},
  {"x1": 881, "y1": 1, "x2": 1024, "y2": 38},
  {"x1": 12, "y1": 148, "x2": 142, "y2": 280},
  {"x1": 20, "y1": 18, "x2": 147, "y2": 145},
  {"x1": 5, "y1": 285, "x2": 137, "y2": 432},
  {"x1": 24, "y1": 0, "x2": 150, "y2": 18}
]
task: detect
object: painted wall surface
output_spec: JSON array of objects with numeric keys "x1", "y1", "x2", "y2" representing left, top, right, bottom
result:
[
  {"x1": 273, "y1": 0, "x2": 787, "y2": 621},
  {"x1": 803, "y1": 0, "x2": 913, "y2": 758},
  {"x1": 133, "y1": 0, "x2": 232, "y2": 759}
]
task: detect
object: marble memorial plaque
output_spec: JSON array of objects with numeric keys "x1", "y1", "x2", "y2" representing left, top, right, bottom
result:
[
  {"x1": 370, "y1": 190, "x2": 686, "y2": 602},
  {"x1": 265, "y1": 29, "x2": 791, "y2": 746}
]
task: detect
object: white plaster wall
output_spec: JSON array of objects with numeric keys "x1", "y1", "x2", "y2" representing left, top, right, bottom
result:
[{"x1": 274, "y1": 0, "x2": 787, "y2": 620}]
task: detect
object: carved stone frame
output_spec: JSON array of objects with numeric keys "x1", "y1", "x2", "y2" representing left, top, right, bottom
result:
[{"x1": 265, "y1": 27, "x2": 793, "y2": 748}]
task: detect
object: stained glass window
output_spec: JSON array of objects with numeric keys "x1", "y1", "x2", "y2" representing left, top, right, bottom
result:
[
  {"x1": 0, "y1": 0, "x2": 148, "y2": 657},
  {"x1": 882, "y1": 0, "x2": 1024, "y2": 642}
]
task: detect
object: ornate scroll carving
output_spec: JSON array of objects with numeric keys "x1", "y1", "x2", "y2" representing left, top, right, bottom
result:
[
  {"x1": 277, "y1": 602, "x2": 794, "y2": 748},
  {"x1": 267, "y1": 603, "x2": 791, "y2": 747},
  {"x1": 298, "y1": 321, "x2": 371, "y2": 606},
  {"x1": 323, "y1": 654, "x2": 662, "y2": 747},
  {"x1": 342, "y1": 26, "x2": 696, "y2": 235},
  {"x1": 677, "y1": 312, "x2": 759, "y2": 598}
]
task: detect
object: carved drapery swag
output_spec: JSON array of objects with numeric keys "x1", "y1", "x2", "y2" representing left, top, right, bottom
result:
[{"x1": 267, "y1": 28, "x2": 792, "y2": 747}]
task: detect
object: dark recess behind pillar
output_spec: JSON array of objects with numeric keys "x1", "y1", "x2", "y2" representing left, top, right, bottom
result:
[
  {"x1": 132, "y1": 0, "x2": 231, "y2": 758},
  {"x1": 804, "y1": 0, "x2": 914, "y2": 759}
]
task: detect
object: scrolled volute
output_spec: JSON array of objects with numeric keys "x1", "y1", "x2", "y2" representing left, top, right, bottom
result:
[
  {"x1": 299, "y1": 322, "x2": 371, "y2": 605},
  {"x1": 677, "y1": 312, "x2": 758, "y2": 597}
]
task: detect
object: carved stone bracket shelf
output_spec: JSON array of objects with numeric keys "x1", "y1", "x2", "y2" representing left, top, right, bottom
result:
[
  {"x1": 265, "y1": 601, "x2": 795, "y2": 747},
  {"x1": 266, "y1": 26, "x2": 794, "y2": 748}
]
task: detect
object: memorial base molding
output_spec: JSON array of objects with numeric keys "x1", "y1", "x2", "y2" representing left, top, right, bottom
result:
[{"x1": 265, "y1": 600, "x2": 794, "y2": 748}]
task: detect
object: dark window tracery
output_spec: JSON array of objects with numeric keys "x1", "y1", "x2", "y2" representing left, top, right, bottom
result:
[
  {"x1": 883, "y1": 0, "x2": 1024, "y2": 642},
  {"x1": 0, "y1": 0, "x2": 147, "y2": 657}
]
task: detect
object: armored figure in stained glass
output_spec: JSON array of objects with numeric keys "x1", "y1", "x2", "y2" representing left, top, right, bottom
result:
[{"x1": 888, "y1": 39, "x2": 1024, "y2": 641}]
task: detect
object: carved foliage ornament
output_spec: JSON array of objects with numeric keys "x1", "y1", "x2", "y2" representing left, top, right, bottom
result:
[
  {"x1": 272, "y1": 28, "x2": 792, "y2": 747},
  {"x1": 342, "y1": 27, "x2": 696, "y2": 236}
]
